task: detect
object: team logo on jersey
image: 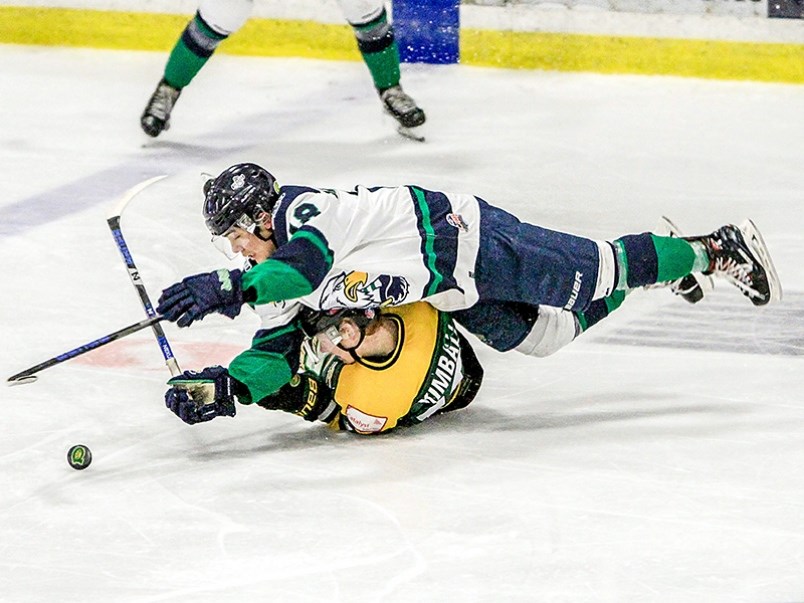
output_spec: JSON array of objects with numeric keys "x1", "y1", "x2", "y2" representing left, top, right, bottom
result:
[
  {"x1": 446, "y1": 213, "x2": 468, "y2": 232},
  {"x1": 320, "y1": 271, "x2": 409, "y2": 309}
]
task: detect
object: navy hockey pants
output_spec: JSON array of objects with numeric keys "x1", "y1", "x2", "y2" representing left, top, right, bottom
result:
[{"x1": 452, "y1": 198, "x2": 600, "y2": 351}]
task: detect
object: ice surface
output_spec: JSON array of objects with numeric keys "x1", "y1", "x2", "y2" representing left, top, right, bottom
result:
[{"x1": 1, "y1": 45, "x2": 802, "y2": 602}]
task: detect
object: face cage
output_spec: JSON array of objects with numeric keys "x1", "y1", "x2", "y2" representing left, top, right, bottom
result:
[
  {"x1": 307, "y1": 309, "x2": 377, "y2": 353},
  {"x1": 210, "y1": 213, "x2": 257, "y2": 260},
  {"x1": 317, "y1": 325, "x2": 344, "y2": 348}
]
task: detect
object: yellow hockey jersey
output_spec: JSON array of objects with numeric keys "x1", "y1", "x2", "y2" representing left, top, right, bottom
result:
[{"x1": 330, "y1": 302, "x2": 482, "y2": 434}]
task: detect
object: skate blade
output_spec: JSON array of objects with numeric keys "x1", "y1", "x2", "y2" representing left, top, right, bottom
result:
[
  {"x1": 739, "y1": 219, "x2": 783, "y2": 304},
  {"x1": 397, "y1": 124, "x2": 425, "y2": 142}
]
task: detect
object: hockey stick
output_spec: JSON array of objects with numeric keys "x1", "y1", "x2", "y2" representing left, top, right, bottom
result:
[
  {"x1": 107, "y1": 175, "x2": 181, "y2": 377},
  {"x1": 7, "y1": 316, "x2": 166, "y2": 385}
]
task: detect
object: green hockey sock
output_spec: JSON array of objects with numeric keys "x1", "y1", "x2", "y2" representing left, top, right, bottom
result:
[
  {"x1": 651, "y1": 234, "x2": 701, "y2": 282},
  {"x1": 351, "y1": 9, "x2": 401, "y2": 91},
  {"x1": 576, "y1": 289, "x2": 629, "y2": 332},
  {"x1": 613, "y1": 233, "x2": 704, "y2": 290},
  {"x1": 363, "y1": 46, "x2": 402, "y2": 91},
  {"x1": 164, "y1": 43, "x2": 210, "y2": 89},
  {"x1": 164, "y1": 14, "x2": 227, "y2": 89}
]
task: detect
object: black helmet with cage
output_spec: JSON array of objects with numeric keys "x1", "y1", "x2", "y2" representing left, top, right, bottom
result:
[
  {"x1": 203, "y1": 163, "x2": 280, "y2": 236},
  {"x1": 299, "y1": 307, "x2": 379, "y2": 350}
]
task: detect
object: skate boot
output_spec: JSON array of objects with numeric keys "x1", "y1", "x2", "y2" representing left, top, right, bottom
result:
[
  {"x1": 660, "y1": 216, "x2": 714, "y2": 304},
  {"x1": 695, "y1": 220, "x2": 782, "y2": 306},
  {"x1": 140, "y1": 78, "x2": 182, "y2": 137},
  {"x1": 379, "y1": 85, "x2": 426, "y2": 139}
]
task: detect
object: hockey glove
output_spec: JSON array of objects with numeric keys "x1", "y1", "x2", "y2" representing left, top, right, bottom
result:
[
  {"x1": 157, "y1": 269, "x2": 244, "y2": 328},
  {"x1": 299, "y1": 337, "x2": 343, "y2": 388},
  {"x1": 165, "y1": 366, "x2": 237, "y2": 425}
]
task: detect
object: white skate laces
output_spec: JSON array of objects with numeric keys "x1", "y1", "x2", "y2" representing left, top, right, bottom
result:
[
  {"x1": 709, "y1": 244, "x2": 756, "y2": 298},
  {"x1": 702, "y1": 221, "x2": 781, "y2": 306}
]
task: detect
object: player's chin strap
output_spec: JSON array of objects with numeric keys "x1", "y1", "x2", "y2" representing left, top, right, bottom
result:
[
  {"x1": 345, "y1": 314, "x2": 404, "y2": 370},
  {"x1": 254, "y1": 221, "x2": 277, "y2": 247},
  {"x1": 338, "y1": 329, "x2": 367, "y2": 363},
  {"x1": 336, "y1": 323, "x2": 394, "y2": 368}
]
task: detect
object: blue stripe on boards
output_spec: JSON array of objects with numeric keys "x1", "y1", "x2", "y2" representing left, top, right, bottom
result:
[
  {"x1": 0, "y1": 79, "x2": 357, "y2": 240},
  {"x1": 0, "y1": 165, "x2": 164, "y2": 238}
]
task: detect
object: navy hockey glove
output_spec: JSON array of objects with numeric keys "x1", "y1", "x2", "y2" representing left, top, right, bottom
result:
[
  {"x1": 157, "y1": 269, "x2": 244, "y2": 328},
  {"x1": 165, "y1": 366, "x2": 237, "y2": 425}
]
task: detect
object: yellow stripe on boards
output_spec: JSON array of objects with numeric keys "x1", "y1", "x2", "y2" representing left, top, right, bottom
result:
[
  {"x1": 0, "y1": 7, "x2": 360, "y2": 59},
  {"x1": 0, "y1": 7, "x2": 801, "y2": 84},
  {"x1": 460, "y1": 29, "x2": 804, "y2": 84}
]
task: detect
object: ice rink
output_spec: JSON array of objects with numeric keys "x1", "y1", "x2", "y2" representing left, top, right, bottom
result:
[{"x1": 1, "y1": 44, "x2": 803, "y2": 602}]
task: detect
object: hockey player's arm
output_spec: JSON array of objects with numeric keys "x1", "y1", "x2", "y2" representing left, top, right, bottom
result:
[
  {"x1": 254, "y1": 374, "x2": 340, "y2": 425},
  {"x1": 241, "y1": 225, "x2": 334, "y2": 305},
  {"x1": 226, "y1": 322, "x2": 306, "y2": 404}
]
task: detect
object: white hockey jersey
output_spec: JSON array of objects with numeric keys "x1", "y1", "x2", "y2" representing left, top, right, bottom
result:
[{"x1": 243, "y1": 184, "x2": 482, "y2": 331}]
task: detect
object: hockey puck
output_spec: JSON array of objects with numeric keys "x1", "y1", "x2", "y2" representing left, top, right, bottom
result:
[{"x1": 67, "y1": 445, "x2": 92, "y2": 471}]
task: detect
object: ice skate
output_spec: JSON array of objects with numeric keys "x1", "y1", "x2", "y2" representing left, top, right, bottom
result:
[
  {"x1": 379, "y1": 85, "x2": 426, "y2": 141},
  {"x1": 659, "y1": 216, "x2": 714, "y2": 304},
  {"x1": 140, "y1": 78, "x2": 182, "y2": 137},
  {"x1": 696, "y1": 220, "x2": 782, "y2": 306}
]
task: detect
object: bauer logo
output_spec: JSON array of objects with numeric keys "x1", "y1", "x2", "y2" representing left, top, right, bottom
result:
[
  {"x1": 564, "y1": 271, "x2": 583, "y2": 311},
  {"x1": 231, "y1": 174, "x2": 246, "y2": 190}
]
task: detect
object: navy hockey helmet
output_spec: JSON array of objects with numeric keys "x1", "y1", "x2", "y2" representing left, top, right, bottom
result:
[{"x1": 203, "y1": 163, "x2": 280, "y2": 236}]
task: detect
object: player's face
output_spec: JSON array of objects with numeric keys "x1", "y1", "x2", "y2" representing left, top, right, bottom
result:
[
  {"x1": 313, "y1": 318, "x2": 364, "y2": 364},
  {"x1": 214, "y1": 217, "x2": 276, "y2": 263}
]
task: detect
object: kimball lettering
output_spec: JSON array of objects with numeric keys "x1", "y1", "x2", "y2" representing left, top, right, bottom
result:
[{"x1": 416, "y1": 326, "x2": 463, "y2": 419}]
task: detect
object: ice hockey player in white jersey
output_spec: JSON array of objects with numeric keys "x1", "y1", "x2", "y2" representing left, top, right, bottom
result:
[
  {"x1": 160, "y1": 166, "x2": 482, "y2": 432},
  {"x1": 156, "y1": 163, "x2": 782, "y2": 407},
  {"x1": 140, "y1": 0, "x2": 425, "y2": 139}
]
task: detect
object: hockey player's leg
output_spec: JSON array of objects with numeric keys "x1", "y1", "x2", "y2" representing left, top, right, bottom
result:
[
  {"x1": 650, "y1": 216, "x2": 714, "y2": 304},
  {"x1": 514, "y1": 306, "x2": 579, "y2": 358},
  {"x1": 141, "y1": 0, "x2": 253, "y2": 137},
  {"x1": 575, "y1": 289, "x2": 628, "y2": 332},
  {"x1": 337, "y1": 0, "x2": 426, "y2": 134},
  {"x1": 451, "y1": 301, "x2": 540, "y2": 353},
  {"x1": 513, "y1": 289, "x2": 630, "y2": 358},
  {"x1": 607, "y1": 222, "x2": 781, "y2": 306}
]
